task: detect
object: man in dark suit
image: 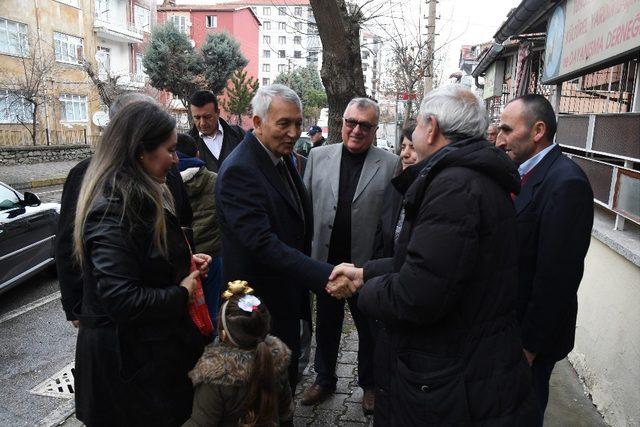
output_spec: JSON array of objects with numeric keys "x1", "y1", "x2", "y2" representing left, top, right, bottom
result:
[
  {"x1": 497, "y1": 94, "x2": 594, "y2": 419},
  {"x1": 215, "y1": 84, "x2": 356, "y2": 389},
  {"x1": 188, "y1": 90, "x2": 244, "y2": 173},
  {"x1": 56, "y1": 93, "x2": 193, "y2": 326}
]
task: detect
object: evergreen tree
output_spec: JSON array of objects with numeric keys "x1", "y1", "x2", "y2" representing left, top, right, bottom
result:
[
  {"x1": 143, "y1": 22, "x2": 205, "y2": 111},
  {"x1": 221, "y1": 69, "x2": 258, "y2": 126},
  {"x1": 201, "y1": 32, "x2": 248, "y2": 95},
  {"x1": 275, "y1": 66, "x2": 327, "y2": 123}
]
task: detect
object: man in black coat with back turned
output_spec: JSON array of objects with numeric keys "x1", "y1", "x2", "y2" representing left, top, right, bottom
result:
[
  {"x1": 331, "y1": 86, "x2": 539, "y2": 426},
  {"x1": 56, "y1": 93, "x2": 193, "y2": 325},
  {"x1": 497, "y1": 94, "x2": 593, "y2": 420},
  {"x1": 188, "y1": 90, "x2": 244, "y2": 173}
]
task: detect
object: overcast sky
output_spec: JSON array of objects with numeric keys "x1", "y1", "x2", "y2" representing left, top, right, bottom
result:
[{"x1": 435, "y1": 0, "x2": 521, "y2": 76}]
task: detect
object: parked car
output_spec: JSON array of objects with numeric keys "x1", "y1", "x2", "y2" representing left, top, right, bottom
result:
[
  {"x1": 295, "y1": 133, "x2": 312, "y2": 157},
  {"x1": 0, "y1": 182, "x2": 60, "y2": 295}
]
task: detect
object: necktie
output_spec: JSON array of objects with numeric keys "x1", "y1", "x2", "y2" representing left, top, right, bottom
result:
[{"x1": 276, "y1": 160, "x2": 302, "y2": 214}]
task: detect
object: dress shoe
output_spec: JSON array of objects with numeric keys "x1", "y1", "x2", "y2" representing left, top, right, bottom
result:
[
  {"x1": 362, "y1": 388, "x2": 375, "y2": 415},
  {"x1": 301, "y1": 384, "x2": 335, "y2": 405}
]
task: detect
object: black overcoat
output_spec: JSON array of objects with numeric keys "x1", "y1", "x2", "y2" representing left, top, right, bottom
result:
[
  {"x1": 359, "y1": 139, "x2": 540, "y2": 426},
  {"x1": 189, "y1": 118, "x2": 245, "y2": 173}
]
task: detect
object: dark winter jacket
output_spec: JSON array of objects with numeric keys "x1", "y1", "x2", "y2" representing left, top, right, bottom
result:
[
  {"x1": 179, "y1": 154, "x2": 220, "y2": 257},
  {"x1": 74, "y1": 191, "x2": 205, "y2": 427},
  {"x1": 189, "y1": 118, "x2": 245, "y2": 173},
  {"x1": 359, "y1": 138, "x2": 540, "y2": 426},
  {"x1": 183, "y1": 335, "x2": 293, "y2": 427},
  {"x1": 56, "y1": 158, "x2": 193, "y2": 321}
]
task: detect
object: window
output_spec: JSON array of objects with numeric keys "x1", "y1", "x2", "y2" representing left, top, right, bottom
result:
[
  {"x1": 262, "y1": 63, "x2": 270, "y2": 72},
  {"x1": 362, "y1": 63, "x2": 369, "y2": 71},
  {"x1": 294, "y1": 50, "x2": 301, "y2": 59},
  {"x1": 0, "y1": 18, "x2": 28, "y2": 57},
  {"x1": 170, "y1": 16, "x2": 188, "y2": 34},
  {"x1": 96, "y1": 46, "x2": 110, "y2": 74},
  {"x1": 206, "y1": 15, "x2": 217, "y2": 28},
  {"x1": 278, "y1": 22, "x2": 286, "y2": 30},
  {"x1": 278, "y1": 50, "x2": 285, "y2": 58},
  {"x1": 294, "y1": 36, "x2": 301, "y2": 45},
  {"x1": 294, "y1": 7, "x2": 302, "y2": 16},
  {"x1": 263, "y1": 21, "x2": 271, "y2": 30},
  {"x1": 278, "y1": 36, "x2": 286, "y2": 45},
  {"x1": 0, "y1": 90, "x2": 33, "y2": 124},
  {"x1": 294, "y1": 22, "x2": 302, "y2": 31},
  {"x1": 308, "y1": 51, "x2": 318, "y2": 64},
  {"x1": 308, "y1": 7, "x2": 314, "y2": 17},
  {"x1": 278, "y1": 64, "x2": 286, "y2": 72},
  {"x1": 362, "y1": 51, "x2": 370, "y2": 59},
  {"x1": 134, "y1": 5, "x2": 150, "y2": 32},
  {"x1": 278, "y1": 7, "x2": 286, "y2": 15},
  {"x1": 54, "y1": 32, "x2": 83, "y2": 64},
  {"x1": 262, "y1": 7, "x2": 271, "y2": 15},
  {"x1": 135, "y1": 53, "x2": 144, "y2": 76},
  {"x1": 60, "y1": 94, "x2": 87, "y2": 122},
  {"x1": 56, "y1": 0, "x2": 80, "y2": 7},
  {"x1": 95, "y1": 0, "x2": 110, "y2": 21},
  {"x1": 263, "y1": 35, "x2": 271, "y2": 44},
  {"x1": 262, "y1": 78, "x2": 270, "y2": 86},
  {"x1": 263, "y1": 49, "x2": 270, "y2": 58}
]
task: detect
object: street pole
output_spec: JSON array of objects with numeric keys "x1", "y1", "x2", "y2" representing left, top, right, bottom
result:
[{"x1": 423, "y1": 0, "x2": 437, "y2": 96}]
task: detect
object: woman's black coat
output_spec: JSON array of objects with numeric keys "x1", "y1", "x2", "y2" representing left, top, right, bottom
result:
[
  {"x1": 359, "y1": 139, "x2": 540, "y2": 426},
  {"x1": 74, "y1": 193, "x2": 205, "y2": 427}
]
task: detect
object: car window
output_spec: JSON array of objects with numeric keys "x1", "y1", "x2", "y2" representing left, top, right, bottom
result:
[{"x1": 0, "y1": 185, "x2": 20, "y2": 210}]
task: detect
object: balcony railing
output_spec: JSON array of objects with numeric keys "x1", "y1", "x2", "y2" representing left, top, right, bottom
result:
[{"x1": 94, "y1": 18, "x2": 144, "y2": 43}]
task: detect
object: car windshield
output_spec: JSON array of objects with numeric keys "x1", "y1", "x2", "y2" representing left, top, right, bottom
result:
[{"x1": 0, "y1": 185, "x2": 21, "y2": 210}]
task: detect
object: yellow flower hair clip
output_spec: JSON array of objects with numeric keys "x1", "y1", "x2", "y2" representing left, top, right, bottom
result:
[{"x1": 222, "y1": 280, "x2": 254, "y2": 300}]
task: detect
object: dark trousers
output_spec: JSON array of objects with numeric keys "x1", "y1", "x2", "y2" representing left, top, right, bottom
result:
[
  {"x1": 531, "y1": 356, "x2": 556, "y2": 422},
  {"x1": 313, "y1": 291, "x2": 374, "y2": 389},
  {"x1": 271, "y1": 314, "x2": 301, "y2": 394}
]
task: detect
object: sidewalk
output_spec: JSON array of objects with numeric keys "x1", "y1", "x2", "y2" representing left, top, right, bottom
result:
[{"x1": 0, "y1": 160, "x2": 80, "y2": 190}]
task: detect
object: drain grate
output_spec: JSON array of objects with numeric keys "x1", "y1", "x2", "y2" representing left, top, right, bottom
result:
[{"x1": 30, "y1": 362, "x2": 75, "y2": 399}]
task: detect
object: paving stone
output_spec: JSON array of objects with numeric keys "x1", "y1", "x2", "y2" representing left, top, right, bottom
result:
[
  {"x1": 312, "y1": 409, "x2": 341, "y2": 424},
  {"x1": 315, "y1": 393, "x2": 348, "y2": 411},
  {"x1": 339, "y1": 422, "x2": 367, "y2": 427},
  {"x1": 335, "y1": 378, "x2": 352, "y2": 394},
  {"x1": 340, "y1": 402, "x2": 371, "y2": 423},
  {"x1": 338, "y1": 351, "x2": 357, "y2": 364},
  {"x1": 294, "y1": 402, "x2": 316, "y2": 418},
  {"x1": 336, "y1": 363, "x2": 355, "y2": 378},
  {"x1": 342, "y1": 340, "x2": 359, "y2": 352},
  {"x1": 294, "y1": 417, "x2": 313, "y2": 427},
  {"x1": 345, "y1": 387, "x2": 363, "y2": 403}
]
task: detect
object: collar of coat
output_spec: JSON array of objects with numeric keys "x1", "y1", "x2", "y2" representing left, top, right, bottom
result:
[{"x1": 188, "y1": 335, "x2": 291, "y2": 387}]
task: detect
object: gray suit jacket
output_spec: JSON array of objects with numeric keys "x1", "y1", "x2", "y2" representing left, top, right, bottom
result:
[{"x1": 303, "y1": 143, "x2": 398, "y2": 266}]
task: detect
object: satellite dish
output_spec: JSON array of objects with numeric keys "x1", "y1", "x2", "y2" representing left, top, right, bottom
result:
[{"x1": 92, "y1": 111, "x2": 110, "y2": 127}]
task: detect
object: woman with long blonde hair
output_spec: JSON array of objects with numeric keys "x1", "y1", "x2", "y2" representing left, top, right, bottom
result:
[{"x1": 72, "y1": 101, "x2": 210, "y2": 426}]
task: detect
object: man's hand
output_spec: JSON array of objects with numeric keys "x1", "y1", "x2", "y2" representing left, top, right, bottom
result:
[
  {"x1": 325, "y1": 274, "x2": 357, "y2": 299},
  {"x1": 329, "y1": 263, "x2": 364, "y2": 288},
  {"x1": 523, "y1": 348, "x2": 536, "y2": 366},
  {"x1": 192, "y1": 253, "x2": 212, "y2": 277}
]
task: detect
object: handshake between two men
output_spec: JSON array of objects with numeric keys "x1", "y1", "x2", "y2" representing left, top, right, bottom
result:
[{"x1": 325, "y1": 263, "x2": 365, "y2": 299}]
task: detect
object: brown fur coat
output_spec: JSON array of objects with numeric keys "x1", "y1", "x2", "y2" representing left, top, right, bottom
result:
[{"x1": 182, "y1": 335, "x2": 293, "y2": 427}]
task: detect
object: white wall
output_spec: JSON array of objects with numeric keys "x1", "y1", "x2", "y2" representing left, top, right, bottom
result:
[{"x1": 569, "y1": 237, "x2": 640, "y2": 426}]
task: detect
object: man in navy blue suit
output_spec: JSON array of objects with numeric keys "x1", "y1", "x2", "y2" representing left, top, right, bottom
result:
[
  {"x1": 497, "y1": 94, "x2": 594, "y2": 420},
  {"x1": 215, "y1": 84, "x2": 356, "y2": 389}
]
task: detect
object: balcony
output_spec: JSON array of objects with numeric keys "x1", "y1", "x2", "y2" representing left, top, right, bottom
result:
[{"x1": 94, "y1": 18, "x2": 143, "y2": 43}]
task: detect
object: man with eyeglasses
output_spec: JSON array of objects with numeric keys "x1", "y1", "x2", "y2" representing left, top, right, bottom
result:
[
  {"x1": 189, "y1": 90, "x2": 245, "y2": 173},
  {"x1": 302, "y1": 98, "x2": 397, "y2": 414}
]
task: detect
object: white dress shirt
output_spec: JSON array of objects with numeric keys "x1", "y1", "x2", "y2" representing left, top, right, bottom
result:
[
  {"x1": 518, "y1": 143, "x2": 556, "y2": 178},
  {"x1": 200, "y1": 121, "x2": 224, "y2": 160}
]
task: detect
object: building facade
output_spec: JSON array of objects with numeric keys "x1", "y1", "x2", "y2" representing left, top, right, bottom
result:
[{"x1": 0, "y1": 0, "x2": 156, "y2": 146}]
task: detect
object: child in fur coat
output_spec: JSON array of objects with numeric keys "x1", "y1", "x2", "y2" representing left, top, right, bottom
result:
[{"x1": 183, "y1": 281, "x2": 294, "y2": 427}]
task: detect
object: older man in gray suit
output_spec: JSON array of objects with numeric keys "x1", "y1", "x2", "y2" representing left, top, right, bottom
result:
[{"x1": 302, "y1": 98, "x2": 397, "y2": 414}]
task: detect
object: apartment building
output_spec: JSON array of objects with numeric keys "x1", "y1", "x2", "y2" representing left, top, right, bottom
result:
[
  {"x1": 0, "y1": 0, "x2": 156, "y2": 146},
  {"x1": 361, "y1": 32, "x2": 382, "y2": 98}
]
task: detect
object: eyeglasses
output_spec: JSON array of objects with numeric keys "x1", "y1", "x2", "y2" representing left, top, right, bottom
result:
[{"x1": 343, "y1": 117, "x2": 377, "y2": 133}]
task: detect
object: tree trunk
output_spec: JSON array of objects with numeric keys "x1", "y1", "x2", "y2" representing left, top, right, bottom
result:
[
  {"x1": 309, "y1": 0, "x2": 366, "y2": 144},
  {"x1": 31, "y1": 104, "x2": 38, "y2": 146}
]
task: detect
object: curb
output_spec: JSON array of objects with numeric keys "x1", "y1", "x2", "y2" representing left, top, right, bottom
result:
[{"x1": 9, "y1": 177, "x2": 67, "y2": 191}]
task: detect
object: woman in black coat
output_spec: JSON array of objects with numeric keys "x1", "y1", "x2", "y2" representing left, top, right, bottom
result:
[{"x1": 72, "y1": 102, "x2": 210, "y2": 426}]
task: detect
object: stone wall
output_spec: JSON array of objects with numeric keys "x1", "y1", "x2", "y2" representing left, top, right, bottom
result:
[{"x1": 0, "y1": 145, "x2": 94, "y2": 165}]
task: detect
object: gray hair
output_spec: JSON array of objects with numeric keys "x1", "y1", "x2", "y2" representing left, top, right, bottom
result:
[
  {"x1": 251, "y1": 84, "x2": 302, "y2": 120},
  {"x1": 418, "y1": 85, "x2": 488, "y2": 142},
  {"x1": 344, "y1": 97, "x2": 380, "y2": 123},
  {"x1": 109, "y1": 92, "x2": 156, "y2": 118}
]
